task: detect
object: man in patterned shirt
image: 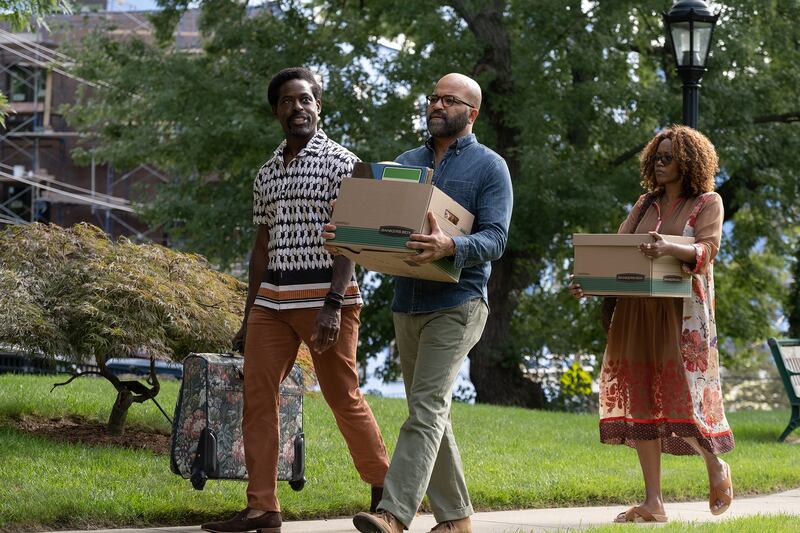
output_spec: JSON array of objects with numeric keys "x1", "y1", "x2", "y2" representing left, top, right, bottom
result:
[{"x1": 202, "y1": 67, "x2": 389, "y2": 533}]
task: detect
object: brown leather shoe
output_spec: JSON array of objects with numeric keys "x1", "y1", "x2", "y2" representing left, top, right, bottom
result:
[
  {"x1": 370, "y1": 486, "x2": 383, "y2": 513},
  {"x1": 201, "y1": 507, "x2": 282, "y2": 533},
  {"x1": 428, "y1": 517, "x2": 472, "y2": 533},
  {"x1": 353, "y1": 509, "x2": 404, "y2": 533}
]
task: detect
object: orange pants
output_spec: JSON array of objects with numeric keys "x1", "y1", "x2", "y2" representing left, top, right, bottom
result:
[{"x1": 242, "y1": 304, "x2": 389, "y2": 511}]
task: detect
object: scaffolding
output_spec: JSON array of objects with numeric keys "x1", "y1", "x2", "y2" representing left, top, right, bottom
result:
[{"x1": 0, "y1": 25, "x2": 164, "y2": 241}]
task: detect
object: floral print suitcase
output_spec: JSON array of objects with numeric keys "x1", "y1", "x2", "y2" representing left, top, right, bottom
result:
[{"x1": 170, "y1": 353, "x2": 305, "y2": 491}]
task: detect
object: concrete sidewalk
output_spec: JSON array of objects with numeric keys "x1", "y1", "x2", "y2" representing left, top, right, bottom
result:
[{"x1": 54, "y1": 488, "x2": 800, "y2": 533}]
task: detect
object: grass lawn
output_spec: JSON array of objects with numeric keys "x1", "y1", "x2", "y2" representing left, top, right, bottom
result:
[
  {"x1": 583, "y1": 514, "x2": 799, "y2": 532},
  {"x1": 1, "y1": 374, "x2": 799, "y2": 531}
]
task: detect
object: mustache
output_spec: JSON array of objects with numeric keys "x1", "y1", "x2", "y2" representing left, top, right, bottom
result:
[
  {"x1": 428, "y1": 111, "x2": 447, "y2": 119},
  {"x1": 289, "y1": 112, "x2": 310, "y2": 121}
]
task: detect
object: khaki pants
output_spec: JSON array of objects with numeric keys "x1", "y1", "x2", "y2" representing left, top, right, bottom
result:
[
  {"x1": 242, "y1": 304, "x2": 389, "y2": 511},
  {"x1": 379, "y1": 298, "x2": 489, "y2": 527}
]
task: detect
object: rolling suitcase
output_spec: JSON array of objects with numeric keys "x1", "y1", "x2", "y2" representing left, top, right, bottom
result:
[{"x1": 170, "y1": 353, "x2": 306, "y2": 491}]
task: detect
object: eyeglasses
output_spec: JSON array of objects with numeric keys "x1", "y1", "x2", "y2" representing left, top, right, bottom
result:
[
  {"x1": 426, "y1": 94, "x2": 475, "y2": 109},
  {"x1": 649, "y1": 154, "x2": 674, "y2": 165}
]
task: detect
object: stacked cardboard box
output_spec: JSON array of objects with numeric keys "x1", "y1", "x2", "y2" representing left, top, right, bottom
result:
[
  {"x1": 573, "y1": 233, "x2": 695, "y2": 297},
  {"x1": 327, "y1": 163, "x2": 474, "y2": 283}
]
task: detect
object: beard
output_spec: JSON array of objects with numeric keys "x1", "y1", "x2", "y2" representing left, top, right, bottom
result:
[{"x1": 426, "y1": 108, "x2": 469, "y2": 138}]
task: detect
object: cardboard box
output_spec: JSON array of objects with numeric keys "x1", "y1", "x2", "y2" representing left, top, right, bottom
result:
[
  {"x1": 573, "y1": 233, "x2": 696, "y2": 297},
  {"x1": 328, "y1": 172, "x2": 474, "y2": 283}
]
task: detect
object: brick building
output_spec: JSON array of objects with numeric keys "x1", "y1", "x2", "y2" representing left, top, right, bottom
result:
[{"x1": 0, "y1": 1, "x2": 201, "y2": 242}]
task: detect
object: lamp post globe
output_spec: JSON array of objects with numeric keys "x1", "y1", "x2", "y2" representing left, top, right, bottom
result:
[{"x1": 663, "y1": 0, "x2": 720, "y2": 129}]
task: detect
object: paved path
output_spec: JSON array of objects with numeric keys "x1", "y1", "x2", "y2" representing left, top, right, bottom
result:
[{"x1": 54, "y1": 488, "x2": 800, "y2": 533}]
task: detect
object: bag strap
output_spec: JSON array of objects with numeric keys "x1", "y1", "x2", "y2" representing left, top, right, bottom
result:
[
  {"x1": 602, "y1": 192, "x2": 657, "y2": 333},
  {"x1": 631, "y1": 192, "x2": 657, "y2": 233}
]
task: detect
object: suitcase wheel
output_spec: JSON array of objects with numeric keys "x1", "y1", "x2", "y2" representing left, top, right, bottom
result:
[
  {"x1": 191, "y1": 470, "x2": 208, "y2": 490},
  {"x1": 289, "y1": 478, "x2": 306, "y2": 492}
]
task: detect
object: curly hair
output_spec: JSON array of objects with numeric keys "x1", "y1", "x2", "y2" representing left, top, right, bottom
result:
[
  {"x1": 639, "y1": 125, "x2": 719, "y2": 197},
  {"x1": 267, "y1": 67, "x2": 322, "y2": 108}
]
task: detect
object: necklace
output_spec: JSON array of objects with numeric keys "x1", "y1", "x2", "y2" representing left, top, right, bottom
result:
[{"x1": 653, "y1": 196, "x2": 685, "y2": 233}]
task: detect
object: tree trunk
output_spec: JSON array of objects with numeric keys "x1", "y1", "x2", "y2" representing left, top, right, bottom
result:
[
  {"x1": 469, "y1": 252, "x2": 546, "y2": 407},
  {"x1": 449, "y1": 0, "x2": 547, "y2": 406},
  {"x1": 107, "y1": 387, "x2": 134, "y2": 435},
  {"x1": 96, "y1": 357, "x2": 161, "y2": 435},
  {"x1": 789, "y1": 245, "x2": 800, "y2": 338}
]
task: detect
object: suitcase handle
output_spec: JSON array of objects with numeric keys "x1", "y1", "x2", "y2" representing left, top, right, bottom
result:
[{"x1": 221, "y1": 352, "x2": 245, "y2": 380}]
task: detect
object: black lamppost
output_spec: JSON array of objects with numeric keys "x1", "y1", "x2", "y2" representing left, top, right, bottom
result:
[{"x1": 663, "y1": 0, "x2": 720, "y2": 129}]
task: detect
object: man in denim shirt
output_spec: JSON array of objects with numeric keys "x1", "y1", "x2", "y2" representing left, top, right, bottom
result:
[{"x1": 345, "y1": 73, "x2": 513, "y2": 533}]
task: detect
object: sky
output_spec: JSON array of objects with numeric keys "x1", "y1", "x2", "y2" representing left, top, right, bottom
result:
[{"x1": 106, "y1": 0, "x2": 162, "y2": 12}]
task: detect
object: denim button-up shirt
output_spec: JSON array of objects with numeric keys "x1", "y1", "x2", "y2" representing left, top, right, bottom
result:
[{"x1": 392, "y1": 133, "x2": 513, "y2": 314}]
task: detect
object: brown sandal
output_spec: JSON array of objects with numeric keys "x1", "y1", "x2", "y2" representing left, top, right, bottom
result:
[
  {"x1": 709, "y1": 461, "x2": 733, "y2": 515},
  {"x1": 613, "y1": 506, "x2": 669, "y2": 523}
]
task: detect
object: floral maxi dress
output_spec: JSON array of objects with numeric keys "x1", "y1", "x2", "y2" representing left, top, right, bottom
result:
[{"x1": 599, "y1": 192, "x2": 734, "y2": 455}]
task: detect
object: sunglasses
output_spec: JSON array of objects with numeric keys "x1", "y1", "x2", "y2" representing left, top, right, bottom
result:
[{"x1": 649, "y1": 154, "x2": 674, "y2": 165}]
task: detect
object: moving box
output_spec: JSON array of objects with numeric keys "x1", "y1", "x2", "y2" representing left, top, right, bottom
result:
[
  {"x1": 572, "y1": 233, "x2": 695, "y2": 297},
  {"x1": 327, "y1": 163, "x2": 474, "y2": 283}
]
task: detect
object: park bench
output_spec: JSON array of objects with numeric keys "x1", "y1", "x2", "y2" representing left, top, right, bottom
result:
[{"x1": 767, "y1": 337, "x2": 800, "y2": 442}]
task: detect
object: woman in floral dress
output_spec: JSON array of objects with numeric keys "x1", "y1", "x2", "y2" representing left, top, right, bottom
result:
[{"x1": 570, "y1": 125, "x2": 733, "y2": 523}]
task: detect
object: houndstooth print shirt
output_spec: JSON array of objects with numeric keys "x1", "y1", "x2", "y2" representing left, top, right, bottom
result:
[{"x1": 252, "y1": 129, "x2": 362, "y2": 310}]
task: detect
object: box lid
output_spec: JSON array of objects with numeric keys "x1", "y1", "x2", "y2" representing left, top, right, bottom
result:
[{"x1": 573, "y1": 233, "x2": 695, "y2": 246}]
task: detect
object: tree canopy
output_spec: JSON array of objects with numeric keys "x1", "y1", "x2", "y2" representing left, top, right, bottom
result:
[
  {"x1": 0, "y1": 223, "x2": 246, "y2": 362},
  {"x1": 0, "y1": 223, "x2": 317, "y2": 432},
  {"x1": 66, "y1": 0, "x2": 800, "y2": 406},
  {"x1": 0, "y1": 0, "x2": 70, "y2": 29}
]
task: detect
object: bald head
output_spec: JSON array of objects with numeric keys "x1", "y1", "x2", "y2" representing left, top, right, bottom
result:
[
  {"x1": 434, "y1": 73, "x2": 482, "y2": 110},
  {"x1": 426, "y1": 73, "x2": 482, "y2": 141}
]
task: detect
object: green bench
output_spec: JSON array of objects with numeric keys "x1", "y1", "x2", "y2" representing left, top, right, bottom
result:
[{"x1": 767, "y1": 337, "x2": 800, "y2": 442}]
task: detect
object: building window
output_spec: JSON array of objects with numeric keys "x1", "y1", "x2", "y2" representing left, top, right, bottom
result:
[
  {"x1": 4, "y1": 113, "x2": 36, "y2": 131},
  {"x1": 6, "y1": 65, "x2": 46, "y2": 103}
]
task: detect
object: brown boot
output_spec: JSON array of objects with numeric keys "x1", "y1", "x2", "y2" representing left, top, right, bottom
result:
[
  {"x1": 201, "y1": 507, "x2": 282, "y2": 533},
  {"x1": 428, "y1": 516, "x2": 472, "y2": 533},
  {"x1": 353, "y1": 509, "x2": 404, "y2": 533}
]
